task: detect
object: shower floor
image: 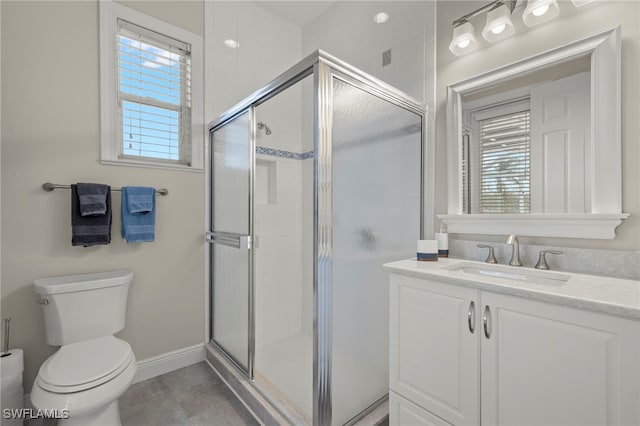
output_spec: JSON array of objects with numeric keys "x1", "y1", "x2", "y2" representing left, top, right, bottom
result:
[
  {"x1": 255, "y1": 332, "x2": 313, "y2": 423},
  {"x1": 255, "y1": 332, "x2": 387, "y2": 425}
]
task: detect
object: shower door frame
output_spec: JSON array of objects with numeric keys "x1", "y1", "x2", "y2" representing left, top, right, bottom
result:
[{"x1": 208, "y1": 50, "x2": 427, "y2": 426}]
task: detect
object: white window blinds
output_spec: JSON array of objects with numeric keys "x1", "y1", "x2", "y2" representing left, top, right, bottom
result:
[
  {"x1": 117, "y1": 19, "x2": 192, "y2": 164},
  {"x1": 479, "y1": 110, "x2": 531, "y2": 213}
]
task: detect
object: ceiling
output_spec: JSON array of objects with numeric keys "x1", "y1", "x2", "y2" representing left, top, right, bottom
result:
[{"x1": 253, "y1": 1, "x2": 339, "y2": 28}]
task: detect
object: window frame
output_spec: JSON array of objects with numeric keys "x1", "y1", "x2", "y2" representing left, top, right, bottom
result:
[{"x1": 100, "y1": 0, "x2": 204, "y2": 171}]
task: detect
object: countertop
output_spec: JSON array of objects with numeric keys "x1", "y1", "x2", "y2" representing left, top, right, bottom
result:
[{"x1": 383, "y1": 258, "x2": 640, "y2": 320}]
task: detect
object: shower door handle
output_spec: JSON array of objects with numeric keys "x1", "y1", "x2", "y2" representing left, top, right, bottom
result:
[{"x1": 206, "y1": 231, "x2": 252, "y2": 249}]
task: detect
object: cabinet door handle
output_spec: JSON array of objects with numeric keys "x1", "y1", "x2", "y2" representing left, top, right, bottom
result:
[
  {"x1": 483, "y1": 305, "x2": 491, "y2": 339},
  {"x1": 468, "y1": 301, "x2": 475, "y2": 334}
]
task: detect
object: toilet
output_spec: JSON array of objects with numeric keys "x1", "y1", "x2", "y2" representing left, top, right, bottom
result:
[{"x1": 31, "y1": 271, "x2": 137, "y2": 426}]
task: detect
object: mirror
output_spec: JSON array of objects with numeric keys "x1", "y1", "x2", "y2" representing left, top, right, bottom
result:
[
  {"x1": 441, "y1": 27, "x2": 628, "y2": 239},
  {"x1": 460, "y1": 55, "x2": 590, "y2": 215}
]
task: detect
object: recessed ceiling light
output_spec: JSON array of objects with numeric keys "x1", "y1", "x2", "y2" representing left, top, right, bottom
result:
[
  {"x1": 374, "y1": 12, "x2": 389, "y2": 24},
  {"x1": 224, "y1": 39, "x2": 239, "y2": 49}
]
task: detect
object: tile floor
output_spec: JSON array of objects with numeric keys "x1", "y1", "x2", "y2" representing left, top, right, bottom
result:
[{"x1": 119, "y1": 362, "x2": 259, "y2": 426}]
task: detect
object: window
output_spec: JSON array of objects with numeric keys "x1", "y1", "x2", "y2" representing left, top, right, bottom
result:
[
  {"x1": 118, "y1": 20, "x2": 191, "y2": 163},
  {"x1": 100, "y1": 1, "x2": 203, "y2": 170}
]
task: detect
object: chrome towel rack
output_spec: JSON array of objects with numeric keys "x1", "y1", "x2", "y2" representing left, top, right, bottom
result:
[{"x1": 42, "y1": 182, "x2": 169, "y2": 196}]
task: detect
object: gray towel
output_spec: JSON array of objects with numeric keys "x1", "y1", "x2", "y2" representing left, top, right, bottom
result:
[
  {"x1": 76, "y1": 183, "x2": 110, "y2": 216},
  {"x1": 71, "y1": 184, "x2": 112, "y2": 247}
]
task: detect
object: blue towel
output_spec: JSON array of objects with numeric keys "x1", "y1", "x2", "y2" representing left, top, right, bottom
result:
[
  {"x1": 121, "y1": 187, "x2": 156, "y2": 243},
  {"x1": 71, "y1": 184, "x2": 112, "y2": 247},
  {"x1": 76, "y1": 183, "x2": 110, "y2": 216}
]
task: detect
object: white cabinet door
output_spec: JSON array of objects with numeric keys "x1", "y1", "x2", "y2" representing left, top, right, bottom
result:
[
  {"x1": 390, "y1": 275, "x2": 479, "y2": 426},
  {"x1": 390, "y1": 391, "x2": 453, "y2": 426},
  {"x1": 481, "y1": 292, "x2": 640, "y2": 426}
]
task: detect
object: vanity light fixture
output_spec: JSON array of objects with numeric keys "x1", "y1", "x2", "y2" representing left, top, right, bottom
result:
[
  {"x1": 449, "y1": 0, "x2": 595, "y2": 57},
  {"x1": 522, "y1": 0, "x2": 559, "y2": 27},
  {"x1": 482, "y1": 3, "x2": 516, "y2": 43},
  {"x1": 449, "y1": 21, "x2": 479, "y2": 56},
  {"x1": 449, "y1": 0, "x2": 514, "y2": 55}
]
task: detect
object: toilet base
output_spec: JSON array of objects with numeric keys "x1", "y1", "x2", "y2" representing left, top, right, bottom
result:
[
  {"x1": 31, "y1": 352, "x2": 136, "y2": 426},
  {"x1": 60, "y1": 400, "x2": 121, "y2": 426}
]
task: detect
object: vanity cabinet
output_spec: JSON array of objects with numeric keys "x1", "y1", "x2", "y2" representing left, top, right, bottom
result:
[{"x1": 389, "y1": 274, "x2": 640, "y2": 426}]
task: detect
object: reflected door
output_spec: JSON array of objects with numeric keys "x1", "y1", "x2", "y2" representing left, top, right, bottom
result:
[{"x1": 209, "y1": 110, "x2": 254, "y2": 376}]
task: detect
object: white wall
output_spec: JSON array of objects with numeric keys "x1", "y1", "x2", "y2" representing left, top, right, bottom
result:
[
  {"x1": 302, "y1": 1, "x2": 435, "y2": 105},
  {"x1": 435, "y1": 0, "x2": 640, "y2": 251},
  {"x1": 0, "y1": 0, "x2": 206, "y2": 391},
  {"x1": 209, "y1": 1, "x2": 303, "y2": 119}
]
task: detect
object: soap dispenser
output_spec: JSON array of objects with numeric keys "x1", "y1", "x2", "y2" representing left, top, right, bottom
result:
[{"x1": 435, "y1": 223, "x2": 449, "y2": 258}]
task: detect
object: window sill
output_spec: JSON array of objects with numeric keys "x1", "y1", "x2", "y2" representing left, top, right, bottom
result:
[
  {"x1": 100, "y1": 158, "x2": 204, "y2": 173},
  {"x1": 438, "y1": 213, "x2": 630, "y2": 240}
]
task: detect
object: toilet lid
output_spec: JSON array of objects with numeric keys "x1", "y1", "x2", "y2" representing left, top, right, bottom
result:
[{"x1": 38, "y1": 335, "x2": 133, "y2": 393}]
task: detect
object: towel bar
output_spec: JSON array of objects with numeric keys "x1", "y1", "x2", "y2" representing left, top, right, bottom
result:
[{"x1": 42, "y1": 182, "x2": 169, "y2": 196}]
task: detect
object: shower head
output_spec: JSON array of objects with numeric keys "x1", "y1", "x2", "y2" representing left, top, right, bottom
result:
[{"x1": 257, "y1": 121, "x2": 272, "y2": 135}]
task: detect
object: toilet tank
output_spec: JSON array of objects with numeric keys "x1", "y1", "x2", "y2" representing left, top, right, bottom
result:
[{"x1": 33, "y1": 271, "x2": 133, "y2": 346}]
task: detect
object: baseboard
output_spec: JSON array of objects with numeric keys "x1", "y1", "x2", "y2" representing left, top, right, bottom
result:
[{"x1": 133, "y1": 343, "x2": 206, "y2": 384}]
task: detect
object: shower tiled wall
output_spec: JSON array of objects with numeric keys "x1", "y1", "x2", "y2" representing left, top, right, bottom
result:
[
  {"x1": 254, "y1": 155, "x2": 305, "y2": 347},
  {"x1": 254, "y1": 77, "x2": 314, "y2": 349}
]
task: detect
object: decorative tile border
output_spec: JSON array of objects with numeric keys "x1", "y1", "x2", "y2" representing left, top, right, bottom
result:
[{"x1": 256, "y1": 146, "x2": 314, "y2": 160}]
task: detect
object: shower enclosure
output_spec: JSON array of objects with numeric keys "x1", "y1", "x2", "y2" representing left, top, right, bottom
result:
[{"x1": 208, "y1": 51, "x2": 424, "y2": 425}]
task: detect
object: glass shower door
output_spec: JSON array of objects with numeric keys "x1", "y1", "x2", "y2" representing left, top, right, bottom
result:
[
  {"x1": 209, "y1": 110, "x2": 254, "y2": 376},
  {"x1": 330, "y1": 76, "x2": 423, "y2": 425}
]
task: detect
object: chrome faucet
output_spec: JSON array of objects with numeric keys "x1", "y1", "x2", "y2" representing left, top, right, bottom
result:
[
  {"x1": 506, "y1": 235, "x2": 522, "y2": 266},
  {"x1": 535, "y1": 250, "x2": 563, "y2": 270}
]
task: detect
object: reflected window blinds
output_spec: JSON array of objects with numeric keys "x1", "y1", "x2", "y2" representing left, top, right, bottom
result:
[{"x1": 478, "y1": 110, "x2": 531, "y2": 213}]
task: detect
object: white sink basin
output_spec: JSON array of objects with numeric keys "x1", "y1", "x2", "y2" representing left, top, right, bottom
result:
[{"x1": 443, "y1": 262, "x2": 571, "y2": 287}]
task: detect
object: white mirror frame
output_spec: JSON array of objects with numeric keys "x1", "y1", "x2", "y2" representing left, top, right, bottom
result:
[{"x1": 440, "y1": 27, "x2": 629, "y2": 239}]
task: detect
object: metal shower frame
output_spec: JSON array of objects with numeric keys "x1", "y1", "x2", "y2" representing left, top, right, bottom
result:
[{"x1": 208, "y1": 50, "x2": 426, "y2": 426}]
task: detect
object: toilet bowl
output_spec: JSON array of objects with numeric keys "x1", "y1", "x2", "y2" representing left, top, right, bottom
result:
[{"x1": 31, "y1": 271, "x2": 136, "y2": 426}]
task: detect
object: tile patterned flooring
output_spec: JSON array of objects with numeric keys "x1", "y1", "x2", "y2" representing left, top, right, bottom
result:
[{"x1": 119, "y1": 362, "x2": 259, "y2": 426}]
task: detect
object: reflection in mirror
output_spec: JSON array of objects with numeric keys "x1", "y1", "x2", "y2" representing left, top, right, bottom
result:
[
  {"x1": 442, "y1": 27, "x2": 628, "y2": 239},
  {"x1": 461, "y1": 55, "x2": 591, "y2": 215}
]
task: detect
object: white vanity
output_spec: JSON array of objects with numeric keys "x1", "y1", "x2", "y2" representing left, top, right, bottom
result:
[{"x1": 385, "y1": 258, "x2": 640, "y2": 426}]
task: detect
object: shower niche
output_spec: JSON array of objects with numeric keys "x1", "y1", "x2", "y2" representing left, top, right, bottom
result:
[
  {"x1": 255, "y1": 159, "x2": 277, "y2": 205},
  {"x1": 208, "y1": 51, "x2": 425, "y2": 426}
]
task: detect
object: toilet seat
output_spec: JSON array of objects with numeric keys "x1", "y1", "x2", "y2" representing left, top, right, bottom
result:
[{"x1": 37, "y1": 336, "x2": 133, "y2": 393}]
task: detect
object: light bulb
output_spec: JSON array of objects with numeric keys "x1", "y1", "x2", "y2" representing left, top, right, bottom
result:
[
  {"x1": 374, "y1": 12, "x2": 389, "y2": 24},
  {"x1": 224, "y1": 39, "x2": 239, "y2": 49},
  {"x1": 450, "y1": 21, "x2": 478, "y2": 56},
  {"x1": 491, "y1": 24, "x2": 506, "y2": 34},
  {"x1": 532, "y1": 4, "x2": 550, "y2": 16},
  {"x1": 482, "y1": 4, "x2": 515, "y2": 43},
  {"x1": 523, "y1": 0, "x2": 559, "y2": 26}
]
